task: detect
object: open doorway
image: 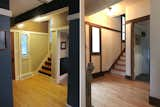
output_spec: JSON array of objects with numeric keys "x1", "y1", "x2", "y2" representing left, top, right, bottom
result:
[
  {"x1": 132, "y1": 19, "x2": 150, "y2": 82},
  {"x1": 11, "y1": 8, "x2": 69, "y2": 107}
]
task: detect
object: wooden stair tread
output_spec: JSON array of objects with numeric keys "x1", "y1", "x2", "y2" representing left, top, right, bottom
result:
[
  {"x1": 39, "y1": 70, "x2": 52, "y2": 76},
  {"x1": 113, "y1": 68, "x2": 125, "y2": 72}
]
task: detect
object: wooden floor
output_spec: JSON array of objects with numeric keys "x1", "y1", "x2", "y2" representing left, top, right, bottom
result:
[
  {"x1": 92, "y1": 73, "x2": 153, "y2": 107},
  {"x1": 13, "y1": 73, "x2": 153, "y2": 107},
  {"x1": 13, "y1": 74, "x2": 67, "y2": 107}
]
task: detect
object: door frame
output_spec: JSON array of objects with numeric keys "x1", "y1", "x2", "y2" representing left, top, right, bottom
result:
[
  {"x1": 129, "y1": 15, "x2": 150, "y2": 80},
  {"x1": 51, "y1": 26, "x2": 69, "y2": 84}
]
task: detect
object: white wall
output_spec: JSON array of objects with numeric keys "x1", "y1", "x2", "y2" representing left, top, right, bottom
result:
[
  {"x1": 126, "y1": 23, "x2": 131, "y2": 76},
  {"x1": 150, "y1": 0, "x2": 160, "y2": 99},
  {"x1": 126, "y1": 0, "x2": 150, "y2": 21},
  {"x1": 85, "y1": 10, "x2": 121, "y2": 73}
]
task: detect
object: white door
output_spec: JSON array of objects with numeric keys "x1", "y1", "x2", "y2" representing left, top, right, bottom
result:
[{"x1": 19, "y1": 32, "x2": 31, "y2": 79}]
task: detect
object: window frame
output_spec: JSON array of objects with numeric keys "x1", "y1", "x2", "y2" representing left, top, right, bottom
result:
[
  {"x1": 21, "y1": 33, "x2": 29, "y2": 57},
  {"x1": 121, "y1": 14, "x2": 126, "y2": 42}
]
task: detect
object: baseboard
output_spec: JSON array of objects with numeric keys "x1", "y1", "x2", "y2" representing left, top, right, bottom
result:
[
  {"x1": 92, "y1": 72, "x2": 104, "y2": 78},
  {"x1": 57, "y1": 73, "x2": 68, "y2": 84},
  {"x1": 149, "y1": 96, "x2": 160, "y2": 106},
  {"x1": 66, "y1": 104, "x2": 72, "y2": 107},
  {"x1": 20, "y1": 72, "x2": 33, "y2": 80},
  {"x1": 125, "y1": 75, "x2": 132, "y2": 80}
]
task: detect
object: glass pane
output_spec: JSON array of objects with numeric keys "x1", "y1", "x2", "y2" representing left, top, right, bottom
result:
[
  {"x1": 122, "y1": 32, "x2": 126, "y2": 41},
  {"x1": 21, "y1": 34, "x2": 28, "y2": 56},
  {"x1": 92, "y1": 27, "x2": 100, "y2": 53},
  {"x1": 122, "y1": 16, "x2": 125, "y2": 25},
  {"x1": 122, "y1": 25, "x2": 126, "y2": 33}
]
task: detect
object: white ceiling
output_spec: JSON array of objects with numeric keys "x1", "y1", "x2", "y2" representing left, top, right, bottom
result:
[
  {"x1": 85, "y1": 0, "x2": 121, "y2": 15},
  {"x1": 10, "y1": 0, "x2": 53, "y2": 17}
]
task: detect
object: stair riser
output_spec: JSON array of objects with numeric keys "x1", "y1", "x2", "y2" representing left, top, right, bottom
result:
[
  {"x1": 111, "y1": 70, "x2": 125, "y2": 76},
  {"x1": 120, "y1": 56, "x2": 125, "y2": 60},
  {"x1": 117, "y1": 61, "x2": 125, "y2": 65},
  {"x1": 114, "y1": 65, "x2": 126, "y2": 71}
]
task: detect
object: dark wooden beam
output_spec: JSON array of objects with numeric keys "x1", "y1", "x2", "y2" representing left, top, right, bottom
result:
[
  {"x1": 11, "y1": 0, "x2": 68, "y2": 26},
  {"x1": 126, "y1": 15, "x2": 150, "y2": 24},
  {"x1": 85, "y1": 21, "x2": 121, "y2": 33}
]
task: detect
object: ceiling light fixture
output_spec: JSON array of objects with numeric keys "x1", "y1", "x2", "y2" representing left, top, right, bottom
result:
[
  {"x1": 33, "y1": 16, "x2": 47, "y2": 22},
  {"x1": 17, "y1": 23, "x2": 24, "y2": 29},
  {"x1": 107, "y1": 7, "x2": 113, "y2": 16}
]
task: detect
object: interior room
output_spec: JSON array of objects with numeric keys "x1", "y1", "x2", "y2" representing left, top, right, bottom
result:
[
  {"x1": 11, "y1": 7, "x2": 69, "y2": 107},
  {"x1": 85, "y1": 0, "x2": 151, "y2": 106},
  {"x1": 134, "y1": 20, "x2": 150, "y2": 82}
]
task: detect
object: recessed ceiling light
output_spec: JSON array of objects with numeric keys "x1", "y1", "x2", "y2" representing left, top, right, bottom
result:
[
  {"x1": 17, "y1": 23, "x2": 24, "y2": 29},
  {"x1": 33, "y1": 16, "x2": 47, "y2": 22}
]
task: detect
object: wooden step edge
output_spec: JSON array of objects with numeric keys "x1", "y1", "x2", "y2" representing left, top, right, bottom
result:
[
  {"x1": 39, "y1": 70, "x2": 52, "y2": 76},
  {"x1": 113, "y1": 68, "x2": 126, "y2": 72}
]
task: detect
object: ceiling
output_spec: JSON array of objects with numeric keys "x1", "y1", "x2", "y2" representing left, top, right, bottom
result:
[
  {"x1": 10, "y1": 0, "x2": 122, "y2": 17},
  {"x1": 85, "y1": 0, "x2": 121, "y2": 15},
  {"x1": 10, "y1": 0, "x2": 53, "y2": 17}
]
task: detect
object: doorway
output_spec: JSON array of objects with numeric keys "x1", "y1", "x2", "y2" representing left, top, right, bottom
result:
[{"x1": 132, "y1": 19, "x2": 150, "y2": 82}]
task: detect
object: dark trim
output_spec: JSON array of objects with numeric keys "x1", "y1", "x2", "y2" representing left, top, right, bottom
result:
[
  {"x1": 100, "y1": 28, "x2": 102, "y2": 73},
  {"x1": 149, "y1": 96, "x2": 160, "y2": 106},
  {"x1": 126, "y1": 15, "x2": 150, "y2": 24},
  {"x1": 125, "y1": 75, "x2": 132, "y2": 80},
  {"x1": 85, "y1": 21, "x2": 121, "y2": 33},
  {"x1": 11, "y1": 0, "x2": 68, "y2": 26},
  {"x1": 89, "y1": 25, "x2": 103, "y2": 75},
  {"x1": 92, "y1": 72, "x2": 104, "y2": 78},
  {"x1": 109, "y1": 49, "x2": 125, "y2": 71},
  {"x1": 131, "y1": 23, "x2": 135, "y2": 80}
]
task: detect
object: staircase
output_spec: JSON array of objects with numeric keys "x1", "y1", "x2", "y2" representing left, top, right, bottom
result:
[
  {"x1": 111, "y1": 51, "x2": 126, "y2": 76},
  {"x1": 39, "y1": 57, "x2": 52, "y2": 76}
]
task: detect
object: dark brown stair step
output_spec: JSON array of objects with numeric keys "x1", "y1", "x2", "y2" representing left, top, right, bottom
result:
[
  {"x1": 42, "y1": 66, "x2": 51, "y2": 71},
  {"x1": 48, "y1": 58, "x2": 51, "y2": 61},
  {"x1": 39, "y1": 70, "x2": 51, "y2": 76},
  {"x1": 45, "y1": 61, "x2": 51, "y2": 66}
]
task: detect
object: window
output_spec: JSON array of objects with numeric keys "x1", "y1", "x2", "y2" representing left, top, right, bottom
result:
[
  {"x1": 21, "y1": 34, "x2": 28, "y2": 56},
  {"x1": 121, "y1": 15, "x2": 126, "y2": 41},
  {"x1": 91, "y1": 27, "x2": 101, "y2": 54}
]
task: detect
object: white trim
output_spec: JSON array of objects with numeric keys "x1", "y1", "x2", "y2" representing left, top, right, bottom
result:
[
  {"x1": 57, "y1": 73, "x2": 68, "y2": 84},
  {"x1": 20, "y1": 72, "x2": 33, "y2": 80},
  {"x1": 50, "y1": 26, "x2": 69, "y2": 32},
  {"x1": 80, "y1": 0, "x2": 86, "y2": 107},
  {"x1": 67, "y1": 13, "x2": 80, "y2": 21},
  {"x1": 0, "y1": 8, "x2": 12, "y2": 17},
  {"x1": 66, "y1": 104, "x2": 72, "y2": 107},
  {"x1": 10, "y1": 29, "x2": 48, "y2": 35}
]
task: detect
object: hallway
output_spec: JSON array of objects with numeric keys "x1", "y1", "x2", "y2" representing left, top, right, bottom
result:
[
  {"x1": 92, "y1": 74, "x2": 152, "y2": 107},
  {"x1": 13, "y1": 74, "x2": 67, "y2": 107}
]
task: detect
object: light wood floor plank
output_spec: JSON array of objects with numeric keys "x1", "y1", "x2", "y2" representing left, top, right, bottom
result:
[
  {"x1": 13, "y1": 74, "x2": 67, "y2": 107},
  {"x1": 92, "y1": 73, "x2": 153, "y2": 107}
]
